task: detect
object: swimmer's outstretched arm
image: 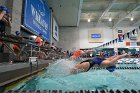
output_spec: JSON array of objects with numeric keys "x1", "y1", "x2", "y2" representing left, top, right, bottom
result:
[
  {"x1": 108, "y1": 53, "x2": 129, "y2": 65},
  {"x1": 105, "y1": 55, "x2": 118, "y2": 61}
]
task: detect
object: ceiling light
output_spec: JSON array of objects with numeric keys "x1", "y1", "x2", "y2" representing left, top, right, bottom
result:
[
  {"x1": 88, "y1": 19, "x2": 91, "y2": 22},
  {"x1": 130, "y1": 14, "x2": 134, "y2": 21},
  {"x1": 109, "y1": 18, "x2": 112, "y2": 22},
  {"x1": 130, "y1": 17, "x2": 134, "y2": 21},
  {"x1": 109, "y1": 14, "x2": 112, "y2": 22}
]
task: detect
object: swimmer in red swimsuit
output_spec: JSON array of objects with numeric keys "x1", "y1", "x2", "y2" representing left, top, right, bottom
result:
[
  {"x1": 35, "y1": 33, "x2": 43, "y2": 46},
  {"x1": 70, "y1": 49, "x2": 95, "y2": 60},
  {"x1": 70, "y1": 49, "x2": 84, "y2": 59}
]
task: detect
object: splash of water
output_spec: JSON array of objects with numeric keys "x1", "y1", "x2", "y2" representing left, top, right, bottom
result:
[{"x1": 45, "y1": 59, "x2": 76, "y2": 78}]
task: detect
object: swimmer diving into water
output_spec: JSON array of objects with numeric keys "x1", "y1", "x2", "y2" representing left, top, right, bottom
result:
[
  {"x1": 70, "y1": 49, "x2": 94, "y2": 60},
  {"x1": 71, "y1": 52, "x2": 129, "y2": 73}
]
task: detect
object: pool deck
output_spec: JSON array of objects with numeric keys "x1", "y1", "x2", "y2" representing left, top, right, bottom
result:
[{"x1": 0, "y1": 60, "x2": 53, "y2": 87}]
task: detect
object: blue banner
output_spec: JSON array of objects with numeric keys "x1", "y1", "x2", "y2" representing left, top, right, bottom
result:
[
  {"x1": 91, "y1": 34, "x2": 101, "y2": 38},
  {"x1": 130, "y1": 37, "x2": 137, "y2": 40},
  {"x1": 24, "y1": 0, "x2": 51, "y2": 42},
  {"x1": 118, "y1": 37, "x2": 123, "y2": 42},
  {"x1": 130, "y1": 42, "x2": 137, "y2": 46}
]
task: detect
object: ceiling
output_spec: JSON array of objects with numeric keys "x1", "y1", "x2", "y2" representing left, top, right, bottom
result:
[
  {"x1": 46, "y1": 0, "x2": 140, "y2": 27},
  {"x1": 46, "y1": 0, "x2": 82, "y2": 26}
]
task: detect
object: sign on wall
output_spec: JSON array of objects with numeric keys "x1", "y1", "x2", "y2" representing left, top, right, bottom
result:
[
  {"x1": 118, "y1": 30, "x2": 123, "y2": 42},
  {"x1": 24, "y1": 0, "x2": 51, "y2": 42},
  {"x1": 53, "y1": 18, "x2": 59, "y2": 41},
  {"x1": 88, "y1": 30, "x2": 103, "y2": 43},
  {"x1": 91, "y1": 34, "x2": 101, "y2": 38},
  {"x1": 126, "y1": 42, "x2": 130, "y2": 46},
  {"x1": 118, "y1": 30, "x2": 123, "y2": 33},
  {"x1": 130, "y1": 42, "x2": 137, "y2": 46},
  {"x1": 118, "y1": 34, "x2": 123, "y2": 42}
]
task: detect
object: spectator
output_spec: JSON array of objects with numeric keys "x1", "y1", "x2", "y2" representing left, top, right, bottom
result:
[
  {"x1": 138, "y1": 51, "x2": 140, "y2": 57},
  {"x1": 67, "y1": 50, "x2": 70, "y2": 57},
  {"x1": 114, "y1": 50, "x2": 118, "y2": 55},
  {"x1": 50, "y1": 43, "x2": 57, "y2": 50},
  {"x1": 104, "y1": 51, "x2": 108, "y2": 57},
  {"x1": 122, "y1": 50, "x2": 126, "y2": 54},
  {"x1": 63, "y1": 51, "x2": 67, "y2": 56},
  {"x1": 13, "y1": 31, "x2": 21, "y2": 59},
  {"x1": 135, "y1": 51, "x2": 139, "y2": 58},
  {"x1": 44, "y1": 43, "x2": 49, "y2": 48},
  {"x1": 111, "y1": 50, "x2": 115, "y2": 56},
  {"x1": 0, "y1": 42, "x2": 4, "y2": 53},
  {"x1": 35, "y1": 33, "x2": 43, "y2": 46},
  {"x1": 89, "y1": 52, "x2": 93, "y2": 58},
  {"x1": 0, "y1": 5, "x2": 9, "y2": 20},
  {"x1": 0, "y1": 5, "x2": 11, "y2": 33},
  {"x1": 128, "y1": 51, "x2": 131, "y2": 58},
  {"x1": 0, "y1": 5, "x2": 12, "y2": 53},
  {"x1": 100, "y1": 51, "x2": 104, "y2": 57},
  {"x1": 118, "y1": 50, "x2": 121, "y2": 55},
  {"x1": 59, "y1": 48, "x2": 62, "y2": 52}
]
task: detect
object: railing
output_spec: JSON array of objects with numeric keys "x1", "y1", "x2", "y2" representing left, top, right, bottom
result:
[{"x1": 0, "y1": 34, "x2": 65, "y2": 63}]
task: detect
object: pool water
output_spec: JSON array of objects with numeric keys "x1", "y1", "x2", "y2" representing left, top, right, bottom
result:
[{"x1": 11, "y1": 59, "x2": 140, "y2": 91}]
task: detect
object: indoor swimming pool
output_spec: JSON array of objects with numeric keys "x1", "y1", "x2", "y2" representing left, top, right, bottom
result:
[{"x1": 7, "y1": 59, "x2": 140, "y2": 91}]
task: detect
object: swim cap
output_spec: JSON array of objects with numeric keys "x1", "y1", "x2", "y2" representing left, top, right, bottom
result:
[
  {"x1": 106, "y1": 65, "x2": 116, "y2": 72},
  {"x1": 39, "y1": 33, "x2": 42, "y2": 36},
  {"x1": 0, "y1": 5, "x2": 9, "y2": 14},
  {"x1": 15, "y1": 31, "x2": 20, "y2": 36}
]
